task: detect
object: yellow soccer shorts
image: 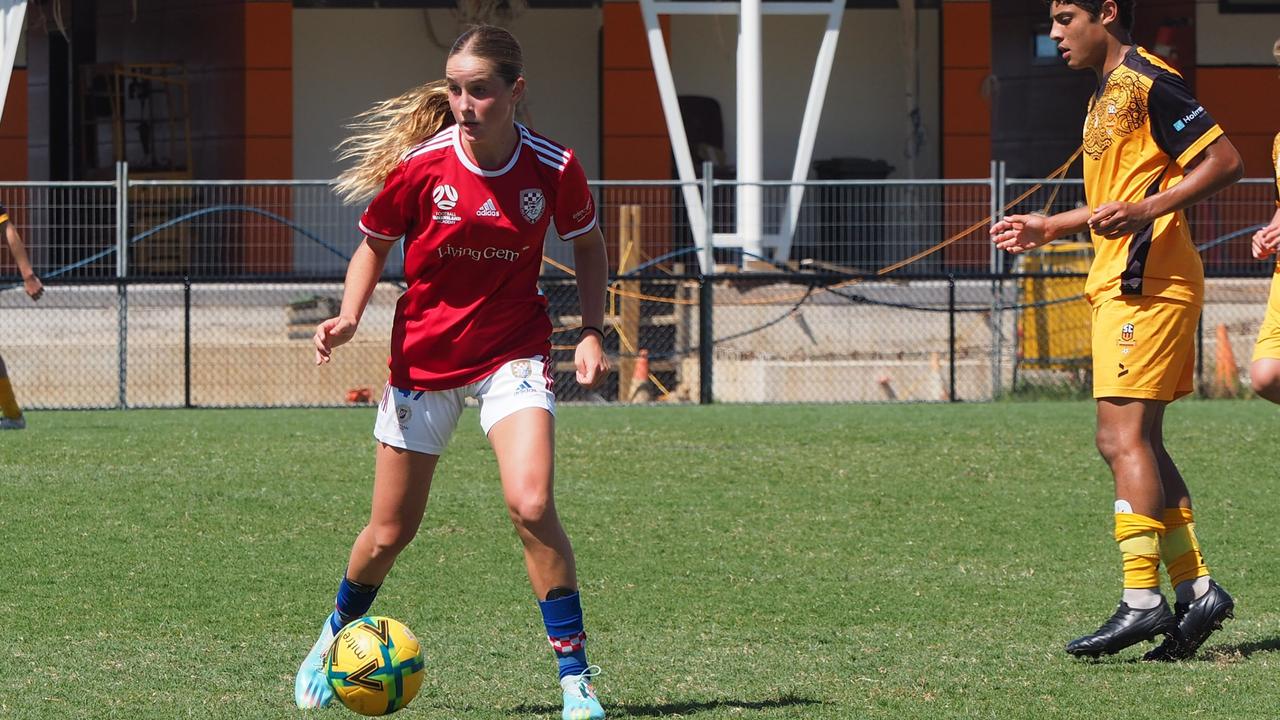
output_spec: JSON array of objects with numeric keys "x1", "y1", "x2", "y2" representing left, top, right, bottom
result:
[
  {"x1": 1091, "y1": 296, "x2": 1197, "y2": 401},
  {"x1": 1252, "y1": 269, "x2": 1280, "y2": 362}
]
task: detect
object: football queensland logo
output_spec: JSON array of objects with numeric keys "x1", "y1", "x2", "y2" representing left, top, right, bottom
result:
[
  {"x1": 432, "y1": 184, "x2": 459, "y2": 211},
  {"x1": 510, "y1": 359, "x2": 532, "y2": 379},
  {"x1": 520, "y1": 189, "x2": 545, "y2": 223}
]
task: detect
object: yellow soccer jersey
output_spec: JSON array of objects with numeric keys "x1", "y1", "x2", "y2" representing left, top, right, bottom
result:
[
  {"x1": 1082, "y1": 46, "x2": 1222, "y2": 307},
  {"x1": 1273, "y1": 130, "x2": 1280, "y2": 209},
  {"x1": 0, "y1": 202, "x2": 8, "y2": 225}
]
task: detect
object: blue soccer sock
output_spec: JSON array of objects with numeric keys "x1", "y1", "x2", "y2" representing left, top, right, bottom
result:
[
  {"x1": 539, "y1": 589, "x2": 589, "y2": 679},
  {"x1": 330, "y1": 575, "x2": 380, "y2": 634}
]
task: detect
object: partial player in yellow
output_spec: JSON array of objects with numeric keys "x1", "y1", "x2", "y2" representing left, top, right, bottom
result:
[
  {"x1": 1248, "y1": 38, "x2": 1280, "y2": 403},
  {"x1": 990, "y1": 0, "x2": 1243, "y2": 660},
  {"x1": 0, "y1": 202, "x2": 44, "y2": 430}
]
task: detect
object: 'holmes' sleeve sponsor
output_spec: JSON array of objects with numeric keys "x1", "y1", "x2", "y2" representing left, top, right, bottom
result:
[{"x1": 1147, "y1": 72, "x2": 1222, "y2": 169}]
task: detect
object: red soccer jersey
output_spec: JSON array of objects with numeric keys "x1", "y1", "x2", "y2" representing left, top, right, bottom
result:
[{"x1": 358, "y1": 123, "x2": 597, "y2": 390}]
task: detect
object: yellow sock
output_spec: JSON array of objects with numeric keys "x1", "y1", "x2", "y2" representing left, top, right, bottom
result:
[
  {"x1": 1115, "y1": 513, "x2": 1164, "y2": 589},
  {"x1": 1161, "y1": 507, "x2": 1210, "y2": 588},
  {"x1": 0, "y1": 376, "x2": 20, "y2": 419}
]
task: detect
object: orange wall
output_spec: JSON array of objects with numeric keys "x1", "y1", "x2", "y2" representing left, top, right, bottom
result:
[
  {"x1": 0, "y1": 69, "x2": 27, "y2": 180},
  {"x1": 941, "y1": 0, "x2": 990, "y2": 179},
  {"x1": 1197, "y1": 67, "x2": 1280, "y2": 178},
  {"x1": 241, "y1": 1, "x2": 293, "y2": 274},
  {"x1": 602, "y1": 2, "x2": 671, "y2": 180},
  {"x1": 243, "y1": 2, "x2": 292, "y2": 180}
]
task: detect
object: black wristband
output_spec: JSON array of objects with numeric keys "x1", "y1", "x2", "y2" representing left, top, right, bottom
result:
[{"x1": 578, "y1": 325, "x2": 604, "y2": 340}]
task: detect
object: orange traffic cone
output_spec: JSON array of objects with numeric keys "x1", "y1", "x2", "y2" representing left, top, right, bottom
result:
[
  {"x1": 1214, "y1": 323, "x2": 1240, "y2": 399},
  {"x1": 630, "y1": 349, "x2": 653, "y2": 403}
]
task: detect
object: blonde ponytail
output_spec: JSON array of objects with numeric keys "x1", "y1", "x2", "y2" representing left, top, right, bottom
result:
[{"x1": 333, "y1": 80, "x2": 454, "y2": 203}]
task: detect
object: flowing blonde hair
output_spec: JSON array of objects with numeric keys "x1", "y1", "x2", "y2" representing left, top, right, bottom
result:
[
  {"x1": 333, "y1": 81, "x2": 453, "y2": 203},
  {"x1": 333, "y1": 26, "x2": 525, "y2": 204}
]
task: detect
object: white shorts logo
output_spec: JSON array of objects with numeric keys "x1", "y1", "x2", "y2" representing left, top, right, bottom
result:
[
  {"x1": 520, "y1": 189, "x2": 545, "y2": 223},
  {"x1": 433, "y1": 184, "x2": 459, "y2": 211},
  {"x1": 396, "y1": 404, "x2": 412, "y2": 427}
]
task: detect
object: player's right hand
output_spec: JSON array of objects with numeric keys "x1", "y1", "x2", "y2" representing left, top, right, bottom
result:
[
  {"x1": 990, "y1": 214, "x2": 1049, "y2": 254},
  {"x1": 23, "y1": 274, "x2": 43, "y2": 301},
  {"x1": 1252, "y1": 223, "x2": 1280, "y2": 260},
  {"x1": 314, "y1": 315, "x2": 358, "y2": 365}
]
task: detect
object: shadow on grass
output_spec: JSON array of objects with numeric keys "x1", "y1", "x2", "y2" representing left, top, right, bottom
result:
[
  {"x1": 1201, "y1": 636, "x2": 1280, "y2": 661},
  {"x1": 513, "y1": 694, "x2": 824, "y2": 717},
  {"x1": 1091, "y1": 636, "x2": 1280, "y2": 664}
]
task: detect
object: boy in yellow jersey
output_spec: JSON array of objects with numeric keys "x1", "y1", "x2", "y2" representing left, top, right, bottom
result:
[
  {"x1": 990, "y1": 0, "x2": 1243, "y2": 660},
  {"x1": 1249, "y1": 38, "x2": 1280, "y2": 401},
  {"x1": 0, "y1": 202, "x2": 44, "y2": 429}
]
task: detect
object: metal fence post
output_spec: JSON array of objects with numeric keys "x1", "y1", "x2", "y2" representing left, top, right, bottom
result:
[
  {"x1": 990, "y1": 160, "x2": 1006, "y2": 400},
  {"x1": 949, "y1": 275, "x2": 957, "y2": 402},
  {"x1": 699, "y1": 162, "x2": 715, "y2": 404},
  {"x1": 184, "y1": 276, "x2": 193, "y2": 409},
  {"x1": 116, "y1": 161, "x2": 129, "y2": 409}
]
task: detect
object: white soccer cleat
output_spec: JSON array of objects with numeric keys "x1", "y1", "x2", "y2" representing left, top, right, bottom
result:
[
  {"x1": 0, "y1": 415, "x2": 26, "y2": 430},
  {"x1": 294, "y1": 614, "x2": 337, "y2": 709},
  {"x1": 560, "y1": 665, "x2": 605, "y2": 720}
]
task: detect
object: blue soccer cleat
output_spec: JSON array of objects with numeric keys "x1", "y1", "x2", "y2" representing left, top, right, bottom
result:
[
  {"x1": 294, "y1": 613, "x2": 338, "y2": 709},
  {"x1": 560, "y1": 665, "x2": 605, "y2": 720}
]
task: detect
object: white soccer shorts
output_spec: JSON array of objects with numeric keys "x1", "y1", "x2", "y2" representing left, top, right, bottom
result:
[{"x1": 373, "y1": 356, "x2": 556, "y2": 455}]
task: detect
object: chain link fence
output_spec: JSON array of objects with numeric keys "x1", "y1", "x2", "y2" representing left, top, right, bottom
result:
[{"x1": 0, "y1": 171, "x2": 1274, "y2": 408}]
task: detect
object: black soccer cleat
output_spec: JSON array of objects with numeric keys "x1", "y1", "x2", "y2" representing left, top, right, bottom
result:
[
  {"x1": 1065, "y1": 598, "x2": 1176, "y2": 658},
  {"x1": 1142, "y1": 580, "x2": 1235, "y2": 662}
]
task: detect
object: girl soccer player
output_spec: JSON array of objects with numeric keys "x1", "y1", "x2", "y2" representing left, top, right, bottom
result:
[{"x1": 294, "y1": 26, "x2": 609, "y2": 720}]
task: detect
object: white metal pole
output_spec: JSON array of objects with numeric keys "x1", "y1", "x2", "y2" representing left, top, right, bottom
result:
[
  {"x1": 779, "y1": 0, "x2": 843, "y2": 260},
  {"x1": 737, "y1": 0, "x2": 764, "y2": 263},
  {"x1": 638, "y1": 0, "x2": 710, "y2": 273},
  {"x1": 0, "y1": 1, "x2": 26, "y2": 121}
]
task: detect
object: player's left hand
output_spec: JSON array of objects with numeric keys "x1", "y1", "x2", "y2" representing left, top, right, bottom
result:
[
  {"x1": 1253, "y1": 223, "x2": 1280, "y2": 260},
  {"x1": 1087, "y1": 201, "x2": 1152, "y2": 239},
  {"x1": 574, "y1": 330, "x2": 609, "y2": 390}
]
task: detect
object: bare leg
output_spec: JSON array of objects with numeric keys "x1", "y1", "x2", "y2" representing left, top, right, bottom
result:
[
  {"x1": 1149, "y1": 402, "x2": 1191, "y2": 510},
  {"x1": 345, "y1": 442, "x2": 439, "y2": 585},
  {"x1": 488, "y1": 408, "x2": 576, "y2": 599},
  {"x1": 1095, "y1": 397, "x2": 1165, "y2": 518},
  {"x1": 1250, "y1": 358, "x2": 1280, "y2": 404}
]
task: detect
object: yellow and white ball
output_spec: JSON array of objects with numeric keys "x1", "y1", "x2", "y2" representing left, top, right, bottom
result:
[{"x1": 325, "y1": 616, "x2": 425, "y2": 716}]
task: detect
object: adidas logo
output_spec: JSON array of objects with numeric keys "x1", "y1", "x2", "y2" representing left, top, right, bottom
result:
[{"x1": 476, "y1": 199, "x2": 500, "y2": 217}]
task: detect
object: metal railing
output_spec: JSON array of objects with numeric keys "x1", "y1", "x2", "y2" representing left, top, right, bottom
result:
[{"x1": 0, "y1": 163, "x2": 1273, "y2": 408}]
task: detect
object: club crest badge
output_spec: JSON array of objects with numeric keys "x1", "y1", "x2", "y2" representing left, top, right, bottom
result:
[
  {"x1": 1118, "y1": 322, "x2": 1136, "y2": 354},
  {"x1": 520, "y1": 189, "x2": 545, "y2": 223},
  {"x1": 510, "y1": 359, "x2": 532, "y2": 379}
]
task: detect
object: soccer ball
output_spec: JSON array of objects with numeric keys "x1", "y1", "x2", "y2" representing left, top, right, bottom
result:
[{"x1": 325, "y1": 616, "x2": 425, "y2": 716}]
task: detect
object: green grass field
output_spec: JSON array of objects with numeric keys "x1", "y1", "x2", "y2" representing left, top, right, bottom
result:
[{"x1": 4, "y1": 401, "x2": 1280, "y2": 719}]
